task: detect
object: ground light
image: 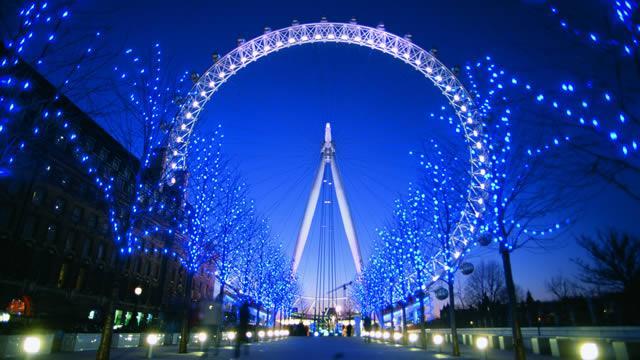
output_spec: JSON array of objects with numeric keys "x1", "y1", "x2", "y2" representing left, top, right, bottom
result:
[
  {"x1": 226, "y1": 332, "x2": 236, "y2": 342},
  {"x1": 580, "y1": 342, "x2": 599, "y2": 360},
  {"x1": 23, "y1": 336, "x2": 41, "y2": 356},
  {"x1": 433, "y1": 334, "x2": 444, "y2": 353},
  {"x1": 408, "y1": 333, "x2": 419, "y2": 344},
  {"x1": 197, "y1": 332, "x2": 207, "y2": 351},
  {"x1": 476, "y1": 337, "x2": 489, "y2": 360},
  {"x1": 146, "y1": 334, "x2": 159, "y2": 359}
]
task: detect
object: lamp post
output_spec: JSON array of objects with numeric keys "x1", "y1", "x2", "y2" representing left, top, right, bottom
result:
[
  {"x1": 476, "y1": 337, "x2": 489, "y2": 360},
  {"x1": 433, "y1": 334, "x2": 444, "y2": 353},
  {"x1": 23, "y1": 336, "x2": 41, "y2": 359},
  {"x1": 146, "y1": 333, "x2": 159, "y2": 359},
  {"x1": 133, "y1": 286, "x2": 142, "y2": 330}
]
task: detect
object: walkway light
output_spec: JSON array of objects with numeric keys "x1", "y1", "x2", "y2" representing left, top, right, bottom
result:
[
  {"x1": 23, "y1": 336, "x2": 41, "y2": 355},
  {"x1": 267, "y1": 330, "x2": 274, "y2": 337},
  {"x1": 226, "y1": 332, "x2": 236, "y2": 341},
  {"x1": 433, "y1": 334, "x2": 444, "y2": 352},
  {"x1": 283, "y1": 330, "x2": 290, "y2": 336},
  {"x1": 383, "y1": 332, "x2": 390, "y2": 340},
  {"x1": 408, "y1": 333, "x2": 419, "y2": 343},
  {"x1": 197, "y1": 332, "x2": 207, "y2": 342},
  {"x1": 580, "y1": 343, "x2": 598, "y2": 360},
  {"x1": 393, "y1": 332, "x2": 402, "y2": 341},
  {"x1": 313, "y1": 331, "x2": 319, "y2": 337},
  {"x1": 476, "y1": 337, "x2": 488, "y2": 350},
  {"x1": 258, "y1": 330, "x2": 266, "y2": 339},
  {"x1": 146, "y1": 334, "x2": 159, "y2": 345},
  {"x1": 246, "y1": 331, "x2": 253, "y2": 339},
  {"x1": 476, "y1": 336, "x2": 489, "y2": 360},
  {"x1": 375, "y1": 331, "x2": 382, "y2": 339},
  {"x1": 134, "y1": 286, "x2": 142, "y2": 296},
  {"x1": 362, "y1": 331, "x2": 369, "y2": 337},
  {"x1": 146, "y1": 334, "x2": 159, "y2": 359}
]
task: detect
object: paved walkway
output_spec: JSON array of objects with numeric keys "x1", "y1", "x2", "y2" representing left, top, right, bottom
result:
[{"x1": 38, "y1": 337, "x2": 555, "y2": 359}]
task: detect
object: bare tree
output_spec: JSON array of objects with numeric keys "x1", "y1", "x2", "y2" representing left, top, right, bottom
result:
[
  {"x1": 545, "y1": 274, "x2": 580, "y2": 300},
  {"x1": 574, "y1": 230, "x2": 640, "y2": 294},
  {"x1": 464, "y1": 261, "x2": 505, "y2": 307}
]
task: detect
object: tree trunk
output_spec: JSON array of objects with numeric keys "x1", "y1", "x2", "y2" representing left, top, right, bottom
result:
[
  {"x1": 95, "y1": 296, "x2": 116, "y2": 360},
  {"x1": 447, "y1": 279, "x2": 460, "y2": 356},
  {"x1": 95, "y1": 257, "x2": 123, "y2": 360},
  {"x1": 178, "y1": 272, "x2": 194, "y2": 353},
  {"x1": 401, "y1": 303, "x2": 408, "y2": 345},
  {"x1": 500, "y1": 248, "x2": 526, "y2": 360},
  {"x1": 418, "y1": 294, "x2": 427, "y2": 349}
]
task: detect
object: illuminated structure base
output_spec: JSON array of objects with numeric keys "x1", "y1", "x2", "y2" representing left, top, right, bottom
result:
[{"x1": 292, "y1": 123, "x2": 363, "y2": 274}]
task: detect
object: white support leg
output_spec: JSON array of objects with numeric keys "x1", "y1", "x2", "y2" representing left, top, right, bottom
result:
[
  {"x1": 292, "y1": 160, "x2": 326, "y2": 273},
  {"x1": 330, "y1": 158, "x2": 363, "y2": 274}
]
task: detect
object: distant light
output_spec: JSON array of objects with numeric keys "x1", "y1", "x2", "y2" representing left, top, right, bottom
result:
[
  {"x1": 267, "y1": 330, "x2": 274, "y2": 337},
  {"x1": 246, "y1": 331, "x2": 253, "y2": 339},
  {"x1": 476, "y1": 337, "x2": 488, "y2": 350},
  {"x1": 383, "y1": 332, "x2": 390, "y2": 340},
  {"x1": 226, "y1": 332, "x2": 236, "y2": 341},
  {"x1": 197, "y1": 332, "x2": 207, "y2": 342},
  {"x1": 393, "y1": 332, "x2": 402, "y2": 341},
  {"x1": 433, "y1": 334, "x2": 444, "y2": 345},
  {"x1": 580, "y1": 343, "x2": 598, "y2": 360},
  {"x1": 23, "y1": 336, "x2": 41, "y2": 354},
  {"x1": 313, "y1": 331, "x2": 319, "y2": 337},
  {"x1": 146, "y1": 334, "x2": 159, "y2": 345},
  {"x1": 408, "y1": 333, "x2": 419, "y2": 343},
  {"x1": 258, "y1": 331, "x2": 266, "y2": 338},
  {"x1": 134, "y1": 286, "x2": 142, "y2": 296}
]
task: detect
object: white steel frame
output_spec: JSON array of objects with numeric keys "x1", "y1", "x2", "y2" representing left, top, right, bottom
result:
[{"x1": 164, "y1": 21, "x2": 489, "y2": 284}]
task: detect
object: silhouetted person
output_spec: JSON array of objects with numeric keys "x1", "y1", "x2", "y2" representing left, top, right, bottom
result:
[
  {"x1": 346, "y1": 324, "x2": 353, "y2": 337},
  {"x1": 235, "y1": 301, "x2": 250, "y2": 358}
]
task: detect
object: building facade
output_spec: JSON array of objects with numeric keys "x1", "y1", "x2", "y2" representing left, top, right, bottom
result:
[{"x1": 0, "y1": 60, "x2": 215, "y2": 335}]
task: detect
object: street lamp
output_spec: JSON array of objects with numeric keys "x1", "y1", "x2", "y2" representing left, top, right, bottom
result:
[
  {"x1": 433, "y1": 334, "x2": 444, "y2": 353},
  {"x1": 476, "y1": 337, "x2": 489, "y2": 360},
  {"x1": 197, "y1": 332, "x2": 207, "y2": 351},
  {"x1": 146, "y1": 333, "x2": 159, "y2": 359},
  {"x1": 133, "y1": 286, "x2": 143, "y2": 329}
]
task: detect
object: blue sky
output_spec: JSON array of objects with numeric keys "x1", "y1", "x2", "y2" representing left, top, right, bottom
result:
[{"x1": 64, "y1": 0, "x2": 640, "y2": 301}]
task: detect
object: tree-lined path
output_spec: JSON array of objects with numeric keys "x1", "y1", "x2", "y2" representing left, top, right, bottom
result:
[{"x1": 41, "y1": 337, "x2": 560, "y2": 360}]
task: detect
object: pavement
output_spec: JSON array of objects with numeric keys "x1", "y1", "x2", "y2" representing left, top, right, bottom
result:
[{"x1": 36, "y1": 337, "x2": 556, "y2": 359}]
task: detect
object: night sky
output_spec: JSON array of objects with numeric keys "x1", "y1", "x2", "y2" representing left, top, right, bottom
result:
[{"x1": 61, "y1": 0, "x2": 640, "y2": 301}]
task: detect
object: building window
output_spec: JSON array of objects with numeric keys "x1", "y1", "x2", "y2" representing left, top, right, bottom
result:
[
  {"x1": 100, "y1": 221, "x2": 109, "y2": 235},
  {"x1": 46, "y1": 224, "x2": 57, "y2": 243},
  {"x1": 85, "y1": 137, "x2": 95, "y2": 152},
  {"x1": 53, "y1": 198, "x2": 65, "y2": 215},
  {"x1": 21, "y1": 216, "x2": 36, "y2": 239},
  {"x1": 99, "y1": 148, "x2": 109, "y2": 161},
  {"x1": 96, "y1": 243, "x2": 105, "y2": 261},
  {"x1": 87, "y1": 214, "x2": 97, "y2": 229},
  {"x1": 31, "y1": 189, "x2": 45, "y2": 206},
  {"x1": 64, "y1": 232, "x2": 75, "y2": 251},
  {"x1": 81, "y1": 238, "x2": 91, "y2": 257},
  {"x1": 112, "y1": 157, "x2": 121, "y2": 171},
  {"x1": 60, "y1": 175, "x2": 70, "y2": 189},
  {"x1": 71, "y1": 206, "x2": 83, "y2": 223}
]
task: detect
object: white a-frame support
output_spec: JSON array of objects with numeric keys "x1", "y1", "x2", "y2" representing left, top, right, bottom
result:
[{"x1": 292, "y1": 123, "x2": 363, "y2": 274}]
